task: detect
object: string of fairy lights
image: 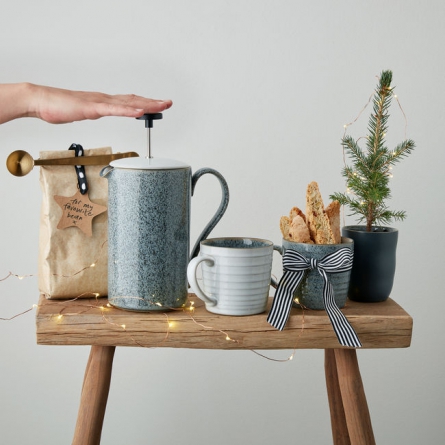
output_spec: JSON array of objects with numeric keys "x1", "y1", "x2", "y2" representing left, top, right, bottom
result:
[{"x1": 0, "y1": 246, "x2": 302, "y2": 362}]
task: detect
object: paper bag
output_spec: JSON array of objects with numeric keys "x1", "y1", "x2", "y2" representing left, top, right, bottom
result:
[{"x1": 38, "y1": 146, "x2": 111, "y2": 299}]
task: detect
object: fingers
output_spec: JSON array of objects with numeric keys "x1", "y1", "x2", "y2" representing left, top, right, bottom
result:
[
  {"x1": 77, "y1": 91, "x2": 173, "y2": 113},
  {"x1": 84, "y1": 98, "x2": 172, "y2": 120},
  {"x1": 113, "y1": 94, "x2": 173, "y2": 112},
  {"x1": 87, "y1": 103, "x2": 154, "y2": 119}
]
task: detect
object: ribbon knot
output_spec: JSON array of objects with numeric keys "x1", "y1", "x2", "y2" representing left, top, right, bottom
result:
[
  {"x1": 310, "y1": 258, "x2": 318, "y2": 269},
  {"x1": 267, "y1": 248, "x2": 362, "y2": 348}
]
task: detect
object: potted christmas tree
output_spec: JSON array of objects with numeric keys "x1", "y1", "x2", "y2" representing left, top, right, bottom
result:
[{"x1": 330, "y1": 70, "x2": 415, "y2": 302}]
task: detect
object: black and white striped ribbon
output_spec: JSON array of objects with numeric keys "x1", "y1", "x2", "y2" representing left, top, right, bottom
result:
[
  {"x1": 267, "y1": 248, "x2": 362, "y2": 348},
  {"x1": 69, "y1": 143, "x2": 88, "y2": 195}
]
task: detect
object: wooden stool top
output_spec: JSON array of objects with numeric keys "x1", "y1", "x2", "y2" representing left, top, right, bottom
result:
[{"x1": 36, "y1": 294, "x2": 412, "y2": 350}]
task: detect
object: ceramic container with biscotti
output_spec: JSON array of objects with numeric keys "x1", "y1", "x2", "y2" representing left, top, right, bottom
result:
[{"x1": 278, "y1": 237, "x2": 354, "y2": 310}]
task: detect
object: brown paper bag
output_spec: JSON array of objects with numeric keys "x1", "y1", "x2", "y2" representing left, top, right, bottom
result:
[{"x1": 38, "y1": 147, "x2": 111, "y2": 299}]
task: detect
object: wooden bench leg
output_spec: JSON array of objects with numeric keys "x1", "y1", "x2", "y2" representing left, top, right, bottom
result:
[
  {"x1": 72, "y1": 346, "x2": 116, "y2": 445},
  {"x1": 325, "y1": 349, "x2": 376, "y2": 445},
  {"x1": 325, "y1": 349, "x2": 351, "y2": 445}
]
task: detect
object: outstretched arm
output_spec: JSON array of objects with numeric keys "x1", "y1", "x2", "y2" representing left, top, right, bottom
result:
[{"x1": 0, "y1": 83, "x2": 172, "y2": 125}]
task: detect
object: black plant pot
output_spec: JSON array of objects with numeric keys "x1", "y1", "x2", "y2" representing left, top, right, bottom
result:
[{"x1": 342, "y1": 226, "x2": 398, "y2": 302}]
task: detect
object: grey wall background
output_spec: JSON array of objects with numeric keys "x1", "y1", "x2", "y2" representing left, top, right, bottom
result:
[{"x1": 0, "y1": 1, "x2": 442, "y2": 444}]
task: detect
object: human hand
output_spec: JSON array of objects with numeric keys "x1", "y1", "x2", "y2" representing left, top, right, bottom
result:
[{"x1": 0, "y1": 83, "x2": 173, "y2": 125}]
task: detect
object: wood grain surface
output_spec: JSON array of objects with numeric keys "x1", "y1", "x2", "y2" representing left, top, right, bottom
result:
[{"x1": 36, "y1": 294, "x2": 412, "y2": 349}]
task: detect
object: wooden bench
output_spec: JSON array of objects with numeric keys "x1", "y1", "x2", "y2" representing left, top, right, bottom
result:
[{"x1": 36, "y1": 294, "x2": 413, "y2": 445}]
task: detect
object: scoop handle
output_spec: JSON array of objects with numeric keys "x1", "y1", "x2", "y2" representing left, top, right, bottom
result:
[{"x1": 34, "y1": 151, "x2": 139, "y2": 166}]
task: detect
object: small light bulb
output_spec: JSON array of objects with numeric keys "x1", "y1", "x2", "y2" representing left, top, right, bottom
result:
[
  {"x1": 18, "y1": 276, "x2": 24, "y2": 280},
  {"x1": 106, "y1": 303, "x2": 112, "y2": 308},
  {"x1": 121, "y1": 324, "x2": 126, "y2": 329},
  {"x1": 57, "y1": 314, "x2": 63, "y2": 320},
  {"x1": 226, "y1": 336, "x2": 231, "y2": 341},
  {"x1": 94, "y1": 293, "x2": 100, "y2": 298},
  {"x1": 90, "y1": 263, "x2": 96, "y2": 268},
  {"x1": 168, "y1": 322, "x2": 174, "y2": 328},
  {"x1": 32, "y1": 304, "x2": 38, "y2": 309}
]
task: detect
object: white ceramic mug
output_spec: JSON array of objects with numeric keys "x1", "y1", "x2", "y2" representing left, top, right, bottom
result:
[{"x1": 187, "y1": 237, "x2": 280, "y2": 316}]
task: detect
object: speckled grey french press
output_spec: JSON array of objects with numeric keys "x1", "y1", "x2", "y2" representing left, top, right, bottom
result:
[{"x1": 100, "y1": 114, "x2": 229, "y2": 311}]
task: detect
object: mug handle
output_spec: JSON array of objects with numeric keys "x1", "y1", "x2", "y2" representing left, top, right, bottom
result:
[
  {"x1": 187, "y1": 255, "x2": 217, "y2": 306},
  {"x1": 271, "y1": 244, "x2": 283, "y2": 289},
  {"x1": 190, "y1": 168, "x2": 229, "y2": 260}
]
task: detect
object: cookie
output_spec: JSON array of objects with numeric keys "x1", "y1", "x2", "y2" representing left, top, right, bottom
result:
[
  {"x1": 280, "y1": 215, "x2": 291, "y2": 240},
  {"x1": 289, "y1": 206, "x2": 306, "y2": 223},
  {"x1": 325, "y1": 200, "x2": 341, "y2": 244},
  {"x1": 306, "y1": 181, "x2": 336, "y2": 245},
  {"x1": 288, "y1": 215, "x2": 312, "y2": 243}
]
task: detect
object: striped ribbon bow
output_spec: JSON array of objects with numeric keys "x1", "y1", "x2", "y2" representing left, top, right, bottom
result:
[{"x1": 267, "y1": 248, "x2": 362, "y2": 348}]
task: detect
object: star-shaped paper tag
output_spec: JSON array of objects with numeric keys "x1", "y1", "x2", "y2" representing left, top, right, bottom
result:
[{"x1": 54, "y1": 189, "x2": 107, "y2": 237}]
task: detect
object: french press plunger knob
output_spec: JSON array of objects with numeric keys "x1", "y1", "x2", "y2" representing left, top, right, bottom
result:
[{"x1": 136, "y1": 113, "x2": 163, "y2": 159}]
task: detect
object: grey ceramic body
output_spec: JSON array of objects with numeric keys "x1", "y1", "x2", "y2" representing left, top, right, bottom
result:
[
  {"x1": 342, "y1": 226, "x2": 398, "y2": 302},
  {"x1": 103, "y1": 166, "x2": 229, "y2": 311},
  {"x1": 281, "y1": 237, "x2": 354, "y2": 310}
]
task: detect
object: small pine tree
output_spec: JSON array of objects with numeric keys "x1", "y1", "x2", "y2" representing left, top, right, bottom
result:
[{"x1": 330, "y1": 70, "x2": 415, "y2": 232}]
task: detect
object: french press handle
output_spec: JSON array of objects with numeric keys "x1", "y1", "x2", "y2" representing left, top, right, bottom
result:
[{"x1": 190, "y1": 168, "x2": 229, "y2": 260}]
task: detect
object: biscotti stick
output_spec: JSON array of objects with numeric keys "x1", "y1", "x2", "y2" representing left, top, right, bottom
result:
[
  {"x1": 306, "y1": 181, "x2": 336, "y2": 244},
  {"x1": 288, "y1": 215, "x2": 313, "y2": 243},
  {"x1": 325, "y1": 200, "x2": 341, "y2": 244}
]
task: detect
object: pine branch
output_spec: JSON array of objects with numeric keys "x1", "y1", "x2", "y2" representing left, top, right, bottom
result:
[
  {"x1": 389, "y1": 139, "x2": 416, "y2": 165},
  {"x1": 375, "y1": 209, "x2": 407, "y2": 222},
  {"x1": 367, "y1": 71, "x2": 392, "y2": 156},
  {"x1": 342, "y1": 135, "x2": 367, "y2": 166}
]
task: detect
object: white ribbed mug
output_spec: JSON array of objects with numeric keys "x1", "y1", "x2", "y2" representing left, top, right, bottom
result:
[{"x1": 187, "y1": 237, "x2": 280, "y2": 315}]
